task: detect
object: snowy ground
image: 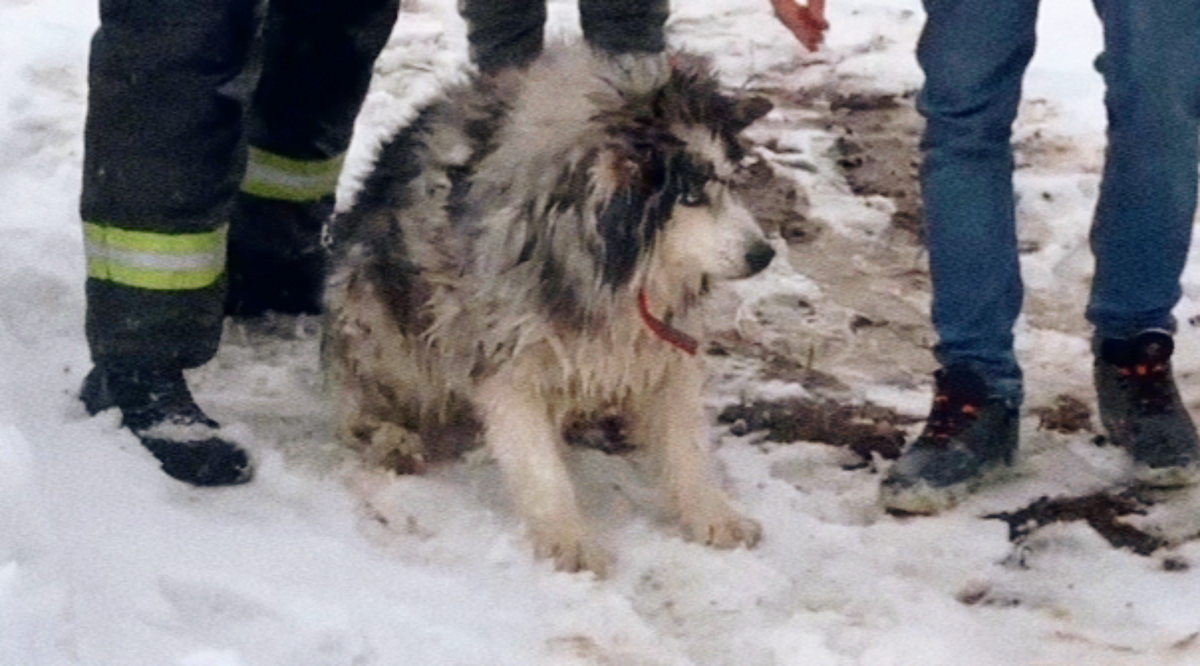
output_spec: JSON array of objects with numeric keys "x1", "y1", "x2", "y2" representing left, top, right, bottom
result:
[{"x1": 6, "y1": 0, "x2": 1200, "y2": 664}]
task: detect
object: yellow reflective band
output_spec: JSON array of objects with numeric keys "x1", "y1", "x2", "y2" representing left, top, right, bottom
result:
[
  {"x1": 83, "y1": 222, "x2": 225, "y2": 254},
  {"x1": 85, "y1": 262, "x2": 224, "y2": 290},
  {"x1": 83, "y1": 222, "x2": 226, "y2": 291},
  {"x1": 241, "y1": 146, "x2": 344, "y2": 202}
]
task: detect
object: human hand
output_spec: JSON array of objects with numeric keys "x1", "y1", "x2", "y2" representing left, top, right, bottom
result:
[{"x1": 770, "y1": 0, "x2": 828, "y2": 52}]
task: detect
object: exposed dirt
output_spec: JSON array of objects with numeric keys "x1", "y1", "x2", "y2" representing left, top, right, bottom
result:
[
  {"x1": 731, "y1": 155, "x2": 821, "y2": 245},
  {"x1": 739, "y1": 86, "x2": 925, "y2": 240},
  {"x1": 717, "y1": 396, "x2": 910, "y2": 465},
  {"x1": 1030, "y1": 394, "x2": 1095, "y2": 435},
  {"x1": 690, "y1": 87, "x2": 935, "y2": 466},
  {"x1": 705, "y1": 86, "x2": 935, "y2": 451},
  {"x1": 828, "y1": 90, "x2": 925, "y2": 237},
  {"x1": 985, "y1": 490, "x2": 1170, "y2": 557}
]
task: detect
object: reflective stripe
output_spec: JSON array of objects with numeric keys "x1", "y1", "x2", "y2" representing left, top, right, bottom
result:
[
  {"x1": 241, "y1": 146, "x2": 344, "y2": 202},
  {"x1": 83, "y1": 222, "x2": 226, "y2": 291}
]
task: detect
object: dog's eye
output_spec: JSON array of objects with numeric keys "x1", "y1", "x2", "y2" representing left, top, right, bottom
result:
[{"x1": 679, "y1": 181, "x2": 709, "y2": 207}]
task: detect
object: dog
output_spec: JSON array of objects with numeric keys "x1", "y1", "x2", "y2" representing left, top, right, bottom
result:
[{"x1": 324, "y1": 45, "x2": 776, "y2": 574}]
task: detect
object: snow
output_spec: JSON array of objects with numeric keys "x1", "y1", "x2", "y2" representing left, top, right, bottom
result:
[{"x1": 5, "y1": 0, "x2": 1200, "y2": 664}]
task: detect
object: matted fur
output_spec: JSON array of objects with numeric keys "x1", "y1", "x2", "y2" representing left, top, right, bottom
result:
[{"x1": 325, "y1": 45, "x2": 775, "y2": 574}]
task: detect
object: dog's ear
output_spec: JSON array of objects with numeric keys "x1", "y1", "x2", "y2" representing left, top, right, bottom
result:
[
  {"x1": 731, "y1": 96, "x2": 773, "y2": 132},
  {"x1": 602, "y1": 121, "x2": 675, "y2": 196},
  {"x1": 609, "y1": 144, "x2": 664, "y2": 197},
  {"x1": 595, "y1": 140, "x2": 671, "y2": 289}
]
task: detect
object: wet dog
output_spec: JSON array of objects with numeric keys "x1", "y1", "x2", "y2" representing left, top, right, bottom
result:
[{"x1": 325, "y1": 46, "x2": 775, "y2": 574}]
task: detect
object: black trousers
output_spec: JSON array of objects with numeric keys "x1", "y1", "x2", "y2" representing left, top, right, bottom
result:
[{"x1": 81, "y1": 0, "x2": 399, "y2": 369}]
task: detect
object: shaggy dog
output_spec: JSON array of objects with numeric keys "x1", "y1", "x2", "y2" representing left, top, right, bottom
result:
[{"x1": 325, "y1": 46, "x2": 776, "y2": 574}]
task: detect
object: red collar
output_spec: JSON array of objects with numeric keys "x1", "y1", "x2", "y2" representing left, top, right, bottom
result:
[{"x1": 637, "y1": 289, "x2": 699, "y2": 356}]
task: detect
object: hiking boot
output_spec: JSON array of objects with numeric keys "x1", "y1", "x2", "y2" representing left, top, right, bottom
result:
[
  {"x1": 1095, "y1": 330, "x2": 1200, "y2": 486},
  {"x1": 880, "y1": 366, "x2": 1019, "y2": 514},
  {"x1": 225, "y1": 193, "x2": 331, "y2": 317},
  {"x1": 81, "y1": 365, "x2": 253, "y2": 486}
]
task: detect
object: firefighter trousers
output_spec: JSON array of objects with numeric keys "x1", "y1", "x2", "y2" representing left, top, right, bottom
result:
[{"x1": 81, "y1": 0, "x2": 399, "y2": 369}]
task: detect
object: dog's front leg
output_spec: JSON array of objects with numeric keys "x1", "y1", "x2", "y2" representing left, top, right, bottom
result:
[
  {"x1": 476, "y1": 372, "x2": 609, "y2": 575},
  {"x1": 638, "y1": 360, "x2": 762, "y2": 549}
]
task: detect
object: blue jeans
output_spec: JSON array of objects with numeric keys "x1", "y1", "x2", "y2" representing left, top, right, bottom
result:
[{"x1": 918, "y1": 0, "x2": 1200, "y2": 403}]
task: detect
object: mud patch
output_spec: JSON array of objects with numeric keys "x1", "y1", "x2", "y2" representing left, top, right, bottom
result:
[
  {"x1": 717, "y1": 395, "x2": 916, "y2": 465},
  {"x1": 741, "y1": 85, "x2": 940, "y2": 387},
  {"x1": 986, "y1": 490, "x2": 1168, "y2": 556},
  {"x1": 1030, "y1": 394, "x2": 1095, "y2": 435},
  {"x1": 732, "y1": 151, "x2": 822, "y2": 244},
  {"x1": 742, "y1": 85, "x2": 925, "y2": 244},
  {"x1": 829, "y1": 90, "x2": 925, "y2": 238}
]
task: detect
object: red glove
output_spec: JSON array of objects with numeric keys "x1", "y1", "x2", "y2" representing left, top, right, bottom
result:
[{"x1": 771, "y1": 0, "x2": 828, "y2": 52}]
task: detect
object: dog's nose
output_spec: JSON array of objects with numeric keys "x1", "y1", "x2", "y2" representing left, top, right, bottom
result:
[{"x1": 744, "y1": 240, "x2": 775, "y2": 275}]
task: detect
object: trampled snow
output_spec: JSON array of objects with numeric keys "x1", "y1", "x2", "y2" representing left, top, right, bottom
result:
[{"x1": 5, "y1": 0, "x2": 1200, "y2": 664}]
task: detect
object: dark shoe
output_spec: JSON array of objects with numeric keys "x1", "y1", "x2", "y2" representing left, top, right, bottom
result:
[
  {"x1": 1095, "y1": 330, "x2": 1200, "y2": 486},
  {"x1": 225, "y1": 193, "x2": 331, "y2": 317},
  {"x1": 880, "y1": 366, "x2": 1019, "y2": 514},
  {"x1": 81, "y1": 365, "x2": 253, "y2": 486}
]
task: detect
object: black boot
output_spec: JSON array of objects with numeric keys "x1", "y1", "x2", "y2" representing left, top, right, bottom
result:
[
  {"x1": 1095, "y1": 330, "x2": 1200, "y2": 486},
  {"x1": 880, "y1": 366, "x2": 1019, "y2": 514},
  {"x1": 82, "y1": 365, "x2": 253, "y2": 486}
]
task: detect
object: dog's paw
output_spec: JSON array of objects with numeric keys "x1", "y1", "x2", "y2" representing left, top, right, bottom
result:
[
  {"x1": 530, "y1": 526, "x2": 611, "y2": 577},
  {"x1": 369, "y1": 423, "x2": 426, "y2": 474},
  {"x1": 680, "y1": 504, "x2": 762, "y2": 550}
]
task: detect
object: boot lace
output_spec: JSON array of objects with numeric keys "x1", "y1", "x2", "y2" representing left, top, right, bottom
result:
[
  {"x1": 922, "y1": 391, "x2": 982, "y2": 445},
  {"x1": 920, "y1": 367, "x2": 989, "y2": 446},
  {"x1": 1115, "y1": 351, "x2": 1175, "y2": 416}
]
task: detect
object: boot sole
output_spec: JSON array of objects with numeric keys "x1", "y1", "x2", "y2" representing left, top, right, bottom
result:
[{"x1": 880, "y1": 461, "x2": 1013, "y2": 516}]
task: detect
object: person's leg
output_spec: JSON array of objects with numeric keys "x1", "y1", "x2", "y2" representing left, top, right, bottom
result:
[
  {"x1": 227, "y1": 0, "x2": 400, "y2": 315},
  {"x1": 579, "y1": 0, "x2": 668, "y2": 55},
  {"x1": 82, "y1": 0, "x2": 258, "y2": 370},
  {"x1": 1088, "y1": 0, "x2": 1200, "y2": 485},
  {"x1": 458, "y1": 0, "x2": 546, "y2": 72},
  {"x1": 1086, "y1": 0, "x2": 1200, "y2": 339},
  {"x1": 881, "y1": 0, "x2": 1040, "y2": 513},
  {"x1": 917, "y1": 0, "x2": 1040, "y2": 403},
  {"x1": 80, "y1": 0, "x2": 258, "y2": 485}
]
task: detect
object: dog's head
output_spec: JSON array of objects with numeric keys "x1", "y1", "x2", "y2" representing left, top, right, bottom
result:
[
  {"x1": 472, "y1": 50, "x2": 776, "y2": 326},
  {"x1": 588, "y1": 56, "x2": 776, "y2": 294}
]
